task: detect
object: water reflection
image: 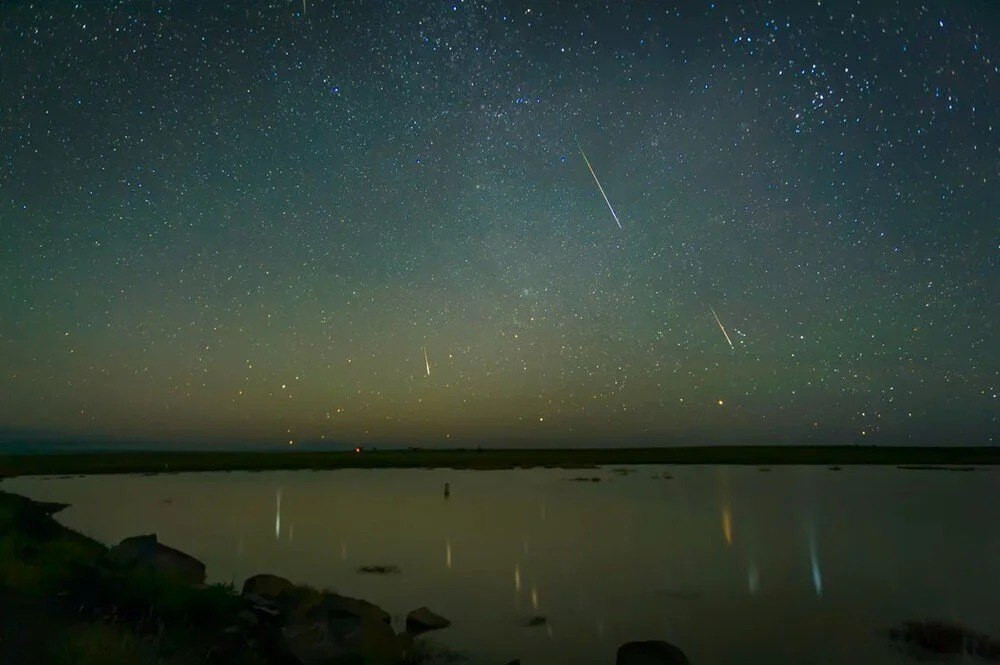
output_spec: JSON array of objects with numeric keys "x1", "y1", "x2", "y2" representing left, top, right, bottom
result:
[
  {"x1": 6, "y1": 466, "x2": 999, "y2": 665},
  {"x1": 807, "y1": 522, "x2": 823, "y2": 598},
  {"x1": 719, "y1": 467, "x2": 733, "y2": 546},
  {"x1": 274, "y1": 487, "x2": 282, "y2": 541},
  {"x1": 721, "y1": 504, "x2": 733, "y2": 546}
]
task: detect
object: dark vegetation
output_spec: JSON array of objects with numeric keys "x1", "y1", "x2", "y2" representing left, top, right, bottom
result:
[
  {"x1": 0, "y1": 491, "x2": 254, "y2": 664},
  {"x1": 0, "y1": 491, "x2": 441, "y2": 664},
  {"x1": 1, "y1": 446, "x2": 997, "y2": 478}
]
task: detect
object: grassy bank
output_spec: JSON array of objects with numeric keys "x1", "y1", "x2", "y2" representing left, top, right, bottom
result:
[
  {"x1": 0, "y1": 491, "x2": 257, "y2": 664},
  {"x1": 0, "y1": 491, "x2": 436, "y2": 664},
  {"x1": 0, "y1": 446, "x2": 997, "y2": 478}
]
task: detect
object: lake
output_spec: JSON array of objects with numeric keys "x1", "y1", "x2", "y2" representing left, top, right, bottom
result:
[{"x1": 4, "y1": 465, "x2": 998, "y2": 664}]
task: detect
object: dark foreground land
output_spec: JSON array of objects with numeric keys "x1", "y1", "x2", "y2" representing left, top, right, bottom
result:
[
  {"x1": 1, "y1": 446, "x2": 998, "y2": 478},
  {"x1": 0, "y1": 489, "x2": 706, "y2": 664},
  {"x1": 0, "y1": 489, "x2": 457, "y2": 665}
]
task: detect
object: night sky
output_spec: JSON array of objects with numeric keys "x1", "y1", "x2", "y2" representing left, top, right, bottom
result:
[{"x1": 1, "y1": 1, "x2": 996, "y2": 448}]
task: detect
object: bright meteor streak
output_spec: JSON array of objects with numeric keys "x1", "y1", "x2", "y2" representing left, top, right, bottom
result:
[
  {"x1": 423, "y1": 346, "x2": 431, "y2": 377},
  {"x1": 709, "y1": 304, "x2": 735, "y2": 350},
  {"x1": 577, "y1": 141, "x2": 622, "y2": 229}
]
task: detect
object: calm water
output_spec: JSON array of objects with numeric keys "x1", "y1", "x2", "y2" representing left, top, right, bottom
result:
[{"x1": 4, "y1": 466, "x2": 999, "y2": 664}]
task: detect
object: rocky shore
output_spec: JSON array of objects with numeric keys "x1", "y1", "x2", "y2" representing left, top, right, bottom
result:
[
  {"x1": 0, "y1": 489, "x2": 447, "y2": 664},
  {"x1": 0, "y1": 489, "x2": 698, "y2": 664}
]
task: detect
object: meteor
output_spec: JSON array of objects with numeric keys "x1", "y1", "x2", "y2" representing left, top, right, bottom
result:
[
  {"x1": 577, "y1": 141, "x2": 622, "y2": 229},
  {"x1": 709, "y1": 304, "x2": 735, "y2": 350},
  {"x1": 423, "y1": 346, "x2": 431, "y2": 377}
]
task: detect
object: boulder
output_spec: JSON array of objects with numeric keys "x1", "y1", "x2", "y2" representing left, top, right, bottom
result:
[
  {"x1": 106, "y1": 534, "x2": 205, "y2": 585},
  {"x1": 281, "y1": 620, "x2": 344, "y2": 664},
  {"x1": 405, "y1": 606, "x2": 451, "y2": 634},
  {"x1": 891, "y1": 621, "x2": 1000, "y2": 661},
  {"x1": 242, "y1": 573, "x2": 294, "y2": 600},
  {"x1": 617, "y1": 640, "x2": 690, "y2": 665},
  {"x1": 282, "y1": 592, "x2": 401, "y2": 665},
  {"x1": 357, "y1": 565, "x2": 400, "y2": 575},
  {"x1": 238, "y1": 573, "x2": 402, "y2": 664}
]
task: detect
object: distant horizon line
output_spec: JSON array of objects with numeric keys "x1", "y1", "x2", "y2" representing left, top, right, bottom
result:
[{"x1": 0, "y1": 440, "x2": 996, "y2": 454}]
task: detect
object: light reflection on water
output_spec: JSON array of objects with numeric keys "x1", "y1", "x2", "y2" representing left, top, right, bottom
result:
[{"x1": 4, "y1": 466, "x2": 1000, "y2": 665}]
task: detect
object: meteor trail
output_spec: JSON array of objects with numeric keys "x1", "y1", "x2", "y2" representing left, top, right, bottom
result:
[
  {"x1": 709, "y1": 304, "x2": 735, "y2": 350},
  {"x1": 423, "y1": 346, "x2": 431, "y2": 377},
  {"x1": 577, "y1": 141, "x2": 622, "y2": 229}
]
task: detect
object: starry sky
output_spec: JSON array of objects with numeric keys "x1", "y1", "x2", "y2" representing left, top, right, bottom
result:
[{"x1": 0, "y1": 1, "x2": 996, "y2": 448}]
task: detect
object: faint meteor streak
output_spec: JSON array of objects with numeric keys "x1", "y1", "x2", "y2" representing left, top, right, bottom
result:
[
  {"x1": 709, "y1": 304, "x2": 735, "y2": 350},
  {"x1": 577, "y1": 141, "x2": 622, "y2": 229},
  {"x1": 423, "y1": 346, "x2": 431, "y2": 377}
]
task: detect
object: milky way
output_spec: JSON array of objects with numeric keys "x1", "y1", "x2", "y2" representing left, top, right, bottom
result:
[{"x1": 0, "y1": 1, "x2": 996, "y2": 447}]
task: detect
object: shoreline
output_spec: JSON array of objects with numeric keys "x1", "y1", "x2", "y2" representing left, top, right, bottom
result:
[
  {"x1": 1, "y1": 446, "x2": 998, "y2": 478},
  {"x1": 0, "y1": 489, "x2": 458, "y2": 664}
]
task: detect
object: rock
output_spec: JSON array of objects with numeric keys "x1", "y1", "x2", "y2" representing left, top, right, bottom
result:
[
  {"x1": 238, "y1": 573, "x2": 402, "y2": 664},
  {"x1": 357, "y1": 565, "x2": 400, "y2": 574},
  {"x1": 890, "y1": 621, "x2": 1000, "y2": 660},
  {"x1": 617, "y1": 640, "x2": 690, "y2": 665},
  {"x1": 105, "y1": 534, "x2": 205, "y2": 585},
  {"x1": 237, "y1": 610, "x2": 260, "y2": 627},
  {"x1": 242, "y1": 573, "x2": 294, "y2": 600},
  {"x1": 246, "y1": 599, "x2": 281, "y2": 621},
  {"x1": 281, "y1": 620, "x2": 343, "y2": 664},
  {"x1": 310, "y1": 592, "x2": 392, "y2": 629},
  {"x1": 271, "y1": 584, "x2": 326, "y2": 618},
  {"x1": 281, "y1": 592, "x2": 401, "y2": 664},
  {"x1": 406, "y1": 606, "x2": 451, "y2": 634}
]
